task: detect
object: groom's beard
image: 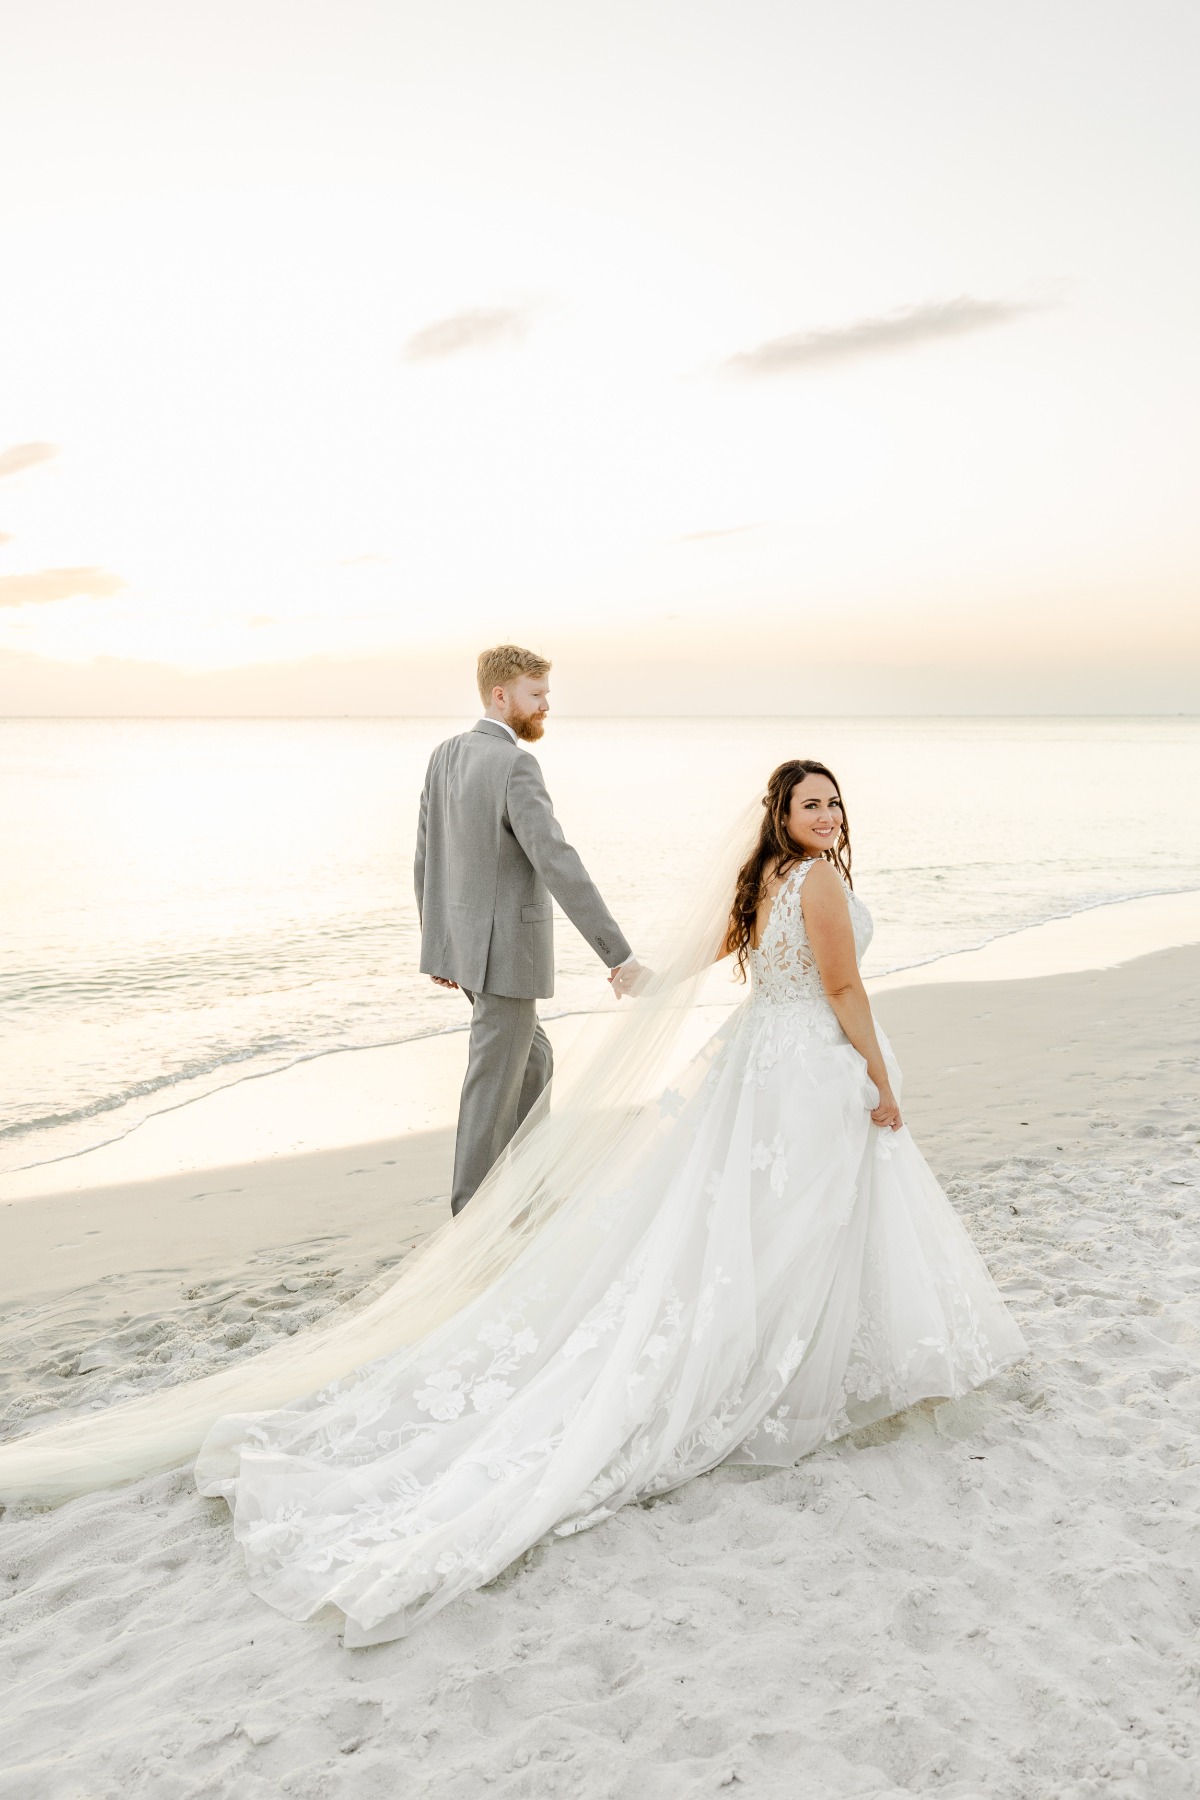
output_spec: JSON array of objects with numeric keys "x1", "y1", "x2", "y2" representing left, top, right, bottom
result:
[{"x1": 509, "y1": 706, "x2": 546, "y2": 743}]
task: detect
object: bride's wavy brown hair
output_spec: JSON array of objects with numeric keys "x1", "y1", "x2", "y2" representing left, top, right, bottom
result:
[{"x1": 724, "y1": 759, "x2": 852, "y2": 980}]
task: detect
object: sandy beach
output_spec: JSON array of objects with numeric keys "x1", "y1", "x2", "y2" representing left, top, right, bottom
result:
[{"x1": 2, "y1": 941, "x2": 1198, "y2": 1799}]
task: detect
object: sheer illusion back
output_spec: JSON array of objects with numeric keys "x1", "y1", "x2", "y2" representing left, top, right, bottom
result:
[
  {"x1": 750, "y1": 857, "x2": 872, "y2": 1005},
  {"x1": 181, "y1": 856, "x2": 1025, "y2": 1645}
]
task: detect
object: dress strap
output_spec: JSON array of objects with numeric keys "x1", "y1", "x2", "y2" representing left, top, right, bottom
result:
[{"x1": 754, "y1": 858, "x2": 814, "y2": 957}]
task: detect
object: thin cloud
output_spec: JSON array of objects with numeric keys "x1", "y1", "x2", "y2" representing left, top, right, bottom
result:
[
  {"x1": 0, "y1": 566, "x2": 127, "y2": 609},
  {"x1": 0, "y1": 442, "x2": 59, "y2": 479},
  {"x1": 724, "y1": 297, "x2": 1036, "y2": 377},
  {"x1": 402, "y1": 305, "x2": 537, "y2": 363}
]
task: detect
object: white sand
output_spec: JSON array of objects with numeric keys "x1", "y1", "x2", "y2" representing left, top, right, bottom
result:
[{"x1": 1, "y1": 943, "x2": 1198, "y2": 1799}]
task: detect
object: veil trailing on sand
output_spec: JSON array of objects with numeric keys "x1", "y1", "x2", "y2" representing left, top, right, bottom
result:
[{"x1": 0, "y1": 803, "x2": 763, "y2": 1506}]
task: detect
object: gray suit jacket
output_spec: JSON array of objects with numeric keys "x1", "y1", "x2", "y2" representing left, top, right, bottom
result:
[{"x1": 414, "y1": 721, "x2": 632, "y2": 1000}]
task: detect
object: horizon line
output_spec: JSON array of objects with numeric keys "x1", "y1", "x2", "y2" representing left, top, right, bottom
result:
[{"x1": 3, "y1": 711, "x2": 1198, "y2": 724}]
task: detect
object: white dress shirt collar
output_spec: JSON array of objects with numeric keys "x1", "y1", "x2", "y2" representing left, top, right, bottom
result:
[{"x1": 479, "y1": 716, "x2": 519, "y2": 744}]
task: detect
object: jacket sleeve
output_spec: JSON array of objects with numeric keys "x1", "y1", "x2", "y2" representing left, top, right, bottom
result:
[
  {"x1": 414, "y1": 769, "x2": 429, "y2": 924},
  {"x1": 504, "y1": 753, "x2": 632, "y2": 968}
]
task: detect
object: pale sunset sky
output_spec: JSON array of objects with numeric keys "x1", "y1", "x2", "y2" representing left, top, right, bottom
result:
[{"x1": 1, "y1": 1, "x2": 1197, "y2": 714}]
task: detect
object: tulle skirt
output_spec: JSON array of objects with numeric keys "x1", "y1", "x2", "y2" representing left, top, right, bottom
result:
[{"x1": 196, "y1": 994, "x2": 1027, "y2": 1645}]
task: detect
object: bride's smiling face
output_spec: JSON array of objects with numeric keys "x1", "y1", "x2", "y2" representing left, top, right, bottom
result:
[{"x1": 786, "y1": 773, "x2": 845, "y2": 857}]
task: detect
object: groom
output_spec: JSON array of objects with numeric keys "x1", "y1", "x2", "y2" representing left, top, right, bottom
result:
[{"x1": 415, "y1": 645, "x2": 640, "y2": 1214}]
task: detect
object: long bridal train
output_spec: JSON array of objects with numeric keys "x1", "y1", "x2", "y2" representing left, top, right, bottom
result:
[
  {"x1": 0, "y1": 814, "x2": 1027, "y2": 1646},
  {"x1": 193, "y1": 858, "x2": 1026, "y2": 1645}
]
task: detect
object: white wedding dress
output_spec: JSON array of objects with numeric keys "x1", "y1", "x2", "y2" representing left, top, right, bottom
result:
[{"x1": 195, "y1": 859, "x2": 1027, "y2": 1645}]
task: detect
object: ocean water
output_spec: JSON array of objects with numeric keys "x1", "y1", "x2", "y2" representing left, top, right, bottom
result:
[{"x1": 2, "y1": 715, "x2": 1199, "y2": 1177}]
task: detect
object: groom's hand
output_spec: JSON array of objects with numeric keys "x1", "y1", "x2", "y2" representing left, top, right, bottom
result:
[
  {"x1": 430, "y1": 976, "x2": 459, "y2": 990},
  {"x1": 608, "y1": 959, "x2": 647, "y2": 999}
]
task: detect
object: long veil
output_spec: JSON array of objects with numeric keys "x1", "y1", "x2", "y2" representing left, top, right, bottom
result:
[{"x1": 0, "y1": 802, "x2": 762, "y2": 1505}]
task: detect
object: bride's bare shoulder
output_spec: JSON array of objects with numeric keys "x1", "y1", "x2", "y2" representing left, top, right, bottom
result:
[{"x1": 798, "y1": 857, "x2": 848, "y2": 910}]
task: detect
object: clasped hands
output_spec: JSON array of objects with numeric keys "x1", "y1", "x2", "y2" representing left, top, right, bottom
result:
[{"x1": 608, "y1": 958, "x2": 650, "y2": 1000}]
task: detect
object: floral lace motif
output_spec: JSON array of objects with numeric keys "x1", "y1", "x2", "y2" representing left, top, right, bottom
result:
[
  {"x1": 202, "y1": 857, "x2": 1026, "y2": 1645},
  {"x1": 749, "y1": 858, "x2": 874, "y2": 1010},
  {"x1": 740, "y1": 861, "x2": 874, "y2": 1079}
]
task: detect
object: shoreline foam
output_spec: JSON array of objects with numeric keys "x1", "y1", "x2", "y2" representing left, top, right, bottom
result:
[{"x1": 5, "y1": 884, "x2": 1199, "y2": 1202}]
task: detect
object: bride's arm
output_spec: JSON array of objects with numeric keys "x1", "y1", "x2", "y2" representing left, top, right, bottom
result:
[{"x1": 801, "y1": 861, "x2": 902, "y2": 1130}]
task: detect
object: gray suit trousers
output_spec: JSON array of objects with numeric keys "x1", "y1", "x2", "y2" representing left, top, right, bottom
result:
[{"x1": 451, "y1": 991, "x2": 553, "y2": 1215}]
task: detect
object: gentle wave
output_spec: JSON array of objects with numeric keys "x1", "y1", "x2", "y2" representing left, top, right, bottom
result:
[
  {"x1": 864, "y1": 880, "x2": 1200, "y2": 977},
  {"x1": 7, "y1": 880, "x2": 1198, "y2": 1181},
  {"x1": 0, "y1": 1025, "x2": 475, "y2": 1178},
  {"x1": 0, "y1": 1034, "x2": 301, "y2": 1143},
  {"x1": 0, "y1": 915, "x2": 407, "y2": 1011}
]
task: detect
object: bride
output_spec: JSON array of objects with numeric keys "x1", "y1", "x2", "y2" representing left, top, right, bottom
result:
[{"x1": 0, "y1": 759, "x2": 1026, "y2": 1646}]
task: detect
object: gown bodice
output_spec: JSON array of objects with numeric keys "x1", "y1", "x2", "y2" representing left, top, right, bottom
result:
[{"x1": 748, "y1": 857, "x2": 873, "y2": 1009}]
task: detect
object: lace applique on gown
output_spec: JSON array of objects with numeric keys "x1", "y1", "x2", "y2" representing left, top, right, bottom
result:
[{"x1": 198, "y1": 857, "x2": 1027, "y2": 1644}]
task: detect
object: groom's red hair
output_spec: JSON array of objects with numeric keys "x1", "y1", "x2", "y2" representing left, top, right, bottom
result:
[{"x1": 476, "y1": 644, "x2": 552, "y2": 705}]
